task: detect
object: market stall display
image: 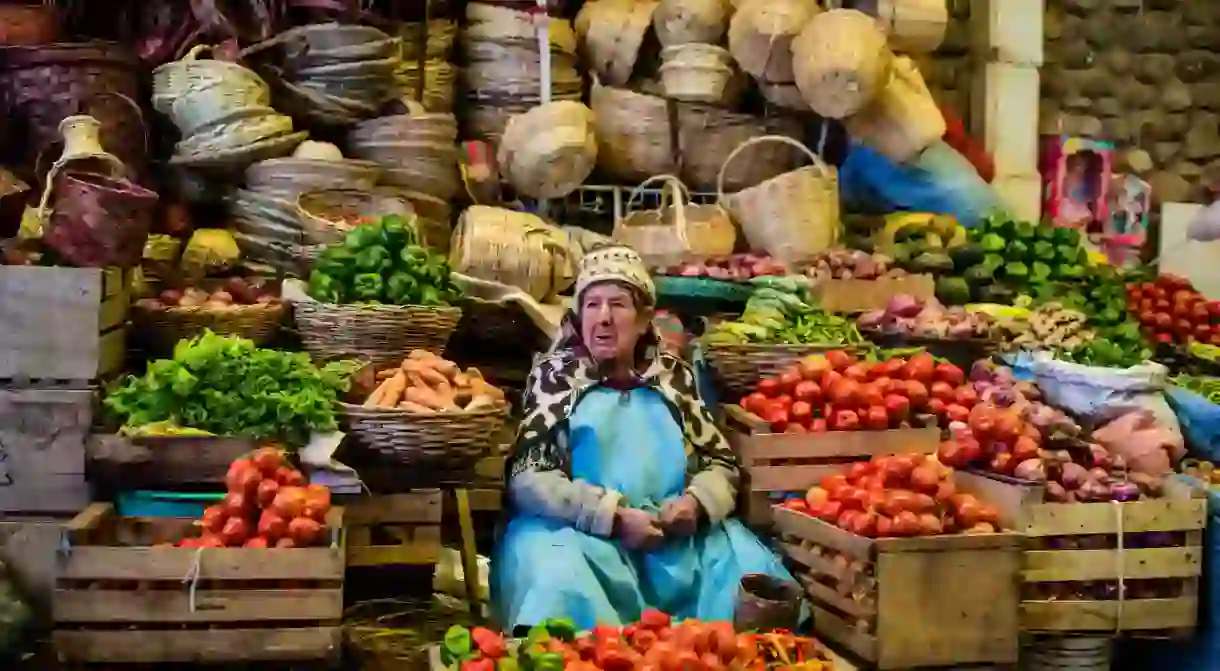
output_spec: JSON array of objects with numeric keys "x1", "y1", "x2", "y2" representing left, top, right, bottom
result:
[
  {"x1": 654, "y1": 253, "x2": 788, "y2": 281},
  {"x1": 1127, "y1": 273, "x2": 1220, "y2": 346},
  {"x1": 131, "y1": 276, "x2": 284, "y2": 353}
]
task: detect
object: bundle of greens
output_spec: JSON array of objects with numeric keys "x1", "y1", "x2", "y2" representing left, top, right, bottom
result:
[
  {"x1": 105, "y1": 331, "x2": 362, "y2": 446},
  {"x1": 703, "y1": 275, "x2": 866, "y2": 347},
  {"x1": 307, "y1": 214, "x2": 463, "y2": 306}
]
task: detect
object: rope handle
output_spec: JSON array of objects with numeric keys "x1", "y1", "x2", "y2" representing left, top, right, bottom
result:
[
  {"x1": 716, "y1": 134, "x2": 832, "y2": 205},
  {"x1": 182, "y1": 546, "x2": 205, "y2": 613},
  {"x1": 624, "y1": 174, "x2": 693, "y2": 247}
]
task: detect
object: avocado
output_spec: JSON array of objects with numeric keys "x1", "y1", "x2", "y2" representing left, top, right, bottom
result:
[
  {"x1": 1010, "y1": 240, "x2": 1030, "y2": 259},
  {"x1": 964, "y1": 264, "x2": 994, "y2": 283},
  {"x1": 845, "y1": 234, "x2": 875, "y2": 253},
  {"x1": 910, "y1": 251, "x2": 955, "y2": 274},
  {"x1": 935, "y1": 276, "x2": 972, "y2": 306},
  {"x1": 982, "y1": 253, "x2": 1006, "y2": 272},
  {"x1": 1057, "y1": 244, "x2": 1084, "y2": 264},
  {"x1": 890, "y1": 243, "x2": 914, "y2": 265},
  {"x1": 946, "y1": 226, "x2": 968, "y2": 248},
  {"x1": 1014, "y1": 221, "x2": 1038, "y2": 241},
  {"x1": 949, "y1": 243, "x2": 985, "y2": 271},
  {"x1": 1053, "y1": 226, "x2": 1082, "y2": 246},
  {"x1": 923, "y1": 232, "x2": 945, "y2": 250},
  {"x1": 1034, "y1": 224, "x2": 1057, "y2": 241},
  {"x1": 894, "y1": 223, "x2": 928, "y2": 243},
  {"x1": 930, "y1": 215, "x2": 959, "y2": 243},
  {"x1": 1059, "y1": 264, "x2": 1086, "y2": 280}
]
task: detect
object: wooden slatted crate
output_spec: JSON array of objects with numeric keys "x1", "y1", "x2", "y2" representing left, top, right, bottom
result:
[
  {"x1": 345, "y1": 490, "x2": 443, "y2": 568},
  {"x1": 773, "y1": 503, "x2": 1022, "y2": 669},
  {"x1": 724, "y1": 404, "x2": 939, "y2": 527},
  {"x1": 0, "y1": 514, "x2": 76, "y2": 625},
  {"x1": 0, "y1": 266, "x2": 129, "y2": 382},
  {"x1": 0, "y1": 385, "x2": 95, "y2": 514},
  {"x1": 85, "y1": 434, "x2": 258, "y2": 490},
  {"x1": 811, "y1": 274, "x2": 936, "y2": 313},
  {"x1": 958, "y1": 471, "x2": 1207, "y2": 634},
  {"x1": 51, "y1": 503, "x2": 346, "y2": 664}
]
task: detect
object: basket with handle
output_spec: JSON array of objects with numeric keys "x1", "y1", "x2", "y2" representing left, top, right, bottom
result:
[
  {"x1": 612, "y1": 174, "x2": 736, "y2": 267},
  {"x1": 704, "y1": 342, "x2": 853, "y2": 395},
  {"x1": 340, "y1": 401, "x2": 510, "y2": 466},
  {"x1": 449, "y1": 205, "x2": 575, "y2": 302},
  {"x1": 718, "y1": 135, "x2": 838, "y2": 264},
  {"x1": 152, "y1": 44, "x2": 269, "y2": 113},
  {"x1": 294, "y1": 301, "x2": 463, "y2": 368}
]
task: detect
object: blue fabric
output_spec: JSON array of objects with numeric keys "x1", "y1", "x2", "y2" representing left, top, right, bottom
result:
[
  {"x1": 1168, "y1": 387, "x2": 1220, "y2": 462},
  {"x1": 493, "y1": 386, "x2": 793, "y2": 630},
  {"x1": 839, "y1": 140, "x2": 1002, "y2": 228}
]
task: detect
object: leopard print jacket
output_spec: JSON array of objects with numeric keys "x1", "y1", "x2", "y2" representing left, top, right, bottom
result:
[{"x1": 505, "y1": 345, "x2": 740, "y2": 538}]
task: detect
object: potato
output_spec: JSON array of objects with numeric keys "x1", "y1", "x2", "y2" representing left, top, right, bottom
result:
[
  {"x1": 159, "y1": 289, "x2": 183, "y2": 305},
  {"x1": 209, "y1": 291, "x2": 234, "y2": 304}
]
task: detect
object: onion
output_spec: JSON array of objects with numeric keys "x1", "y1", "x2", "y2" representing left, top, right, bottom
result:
[
  {"x1": 885, "y1": 294, "x2": 922, "y2": 318},
  {"x1": 857, "y1": 310, "x2": 886, "y2": 329},
  {"x1": 1044, "y1": 482, "x2": 1069, "y2": 502},
  {"x1": 1127, "y1": 472, "x2": 1164, "y2": 498},
  {"x1": 1060, "y1": 462, "x2": 1089, "y2": 489},
  {"x1": 1014, "y1": 458, "x2": 1048, "y2": 482}
]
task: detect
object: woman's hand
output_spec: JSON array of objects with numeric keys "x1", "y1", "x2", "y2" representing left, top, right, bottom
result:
[
  {"x1": 615, "y1": 507, "x2": 664, "y2": 551},
  {"x1": 659, "y1": 494, "x2": 702, "y2": 538}
]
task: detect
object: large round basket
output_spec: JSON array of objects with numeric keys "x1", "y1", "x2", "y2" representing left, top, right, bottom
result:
[
  {"x1": 704, "y1": 342, "x2": 850, "y2": 394},
  {"x1": 294, "y1": 302, "x2": 462, "y2": 367},
  {"x1": 498, "y1": 101, "x2": 597, "y2": 199},
  {"x1": 718, "y1": 135, "x2": 838, "y2": 264},
  {"x1": 728, "y1": 0, "x2": 819, "y2": 85},
  {"x1": 576, "y1": 0, "x2": 659, "y2": 86},
  {"x1": 450, "y1": 205, "x2": 575, "y2": 302},
  {"x1": 132, "y1": 301, "x2": 286, "y2": 355},
  {"x1": 843, "y1": 55, "x2": 946, "y2": 164},
  {"x1": 589, "y1": 85, "x2": 677, "y2": 184},
  {"x1": 296, "y1": 188, "x2": 414, "y2": 245},
  {"x1": 340, "y1": 402, "x2": 510, "y2": 465},
  {"x1": 791, "y1": 8, "x2": 893, "y2": 119},
  {"x1": 612, "y1": 174, "x2": 736, "y2": 267},
  {"x1": 653, "y1": 0, "x2": 727, "y2": 46}
]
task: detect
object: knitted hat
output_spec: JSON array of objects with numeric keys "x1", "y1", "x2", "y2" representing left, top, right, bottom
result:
[{"x1": 573, "y1": 245, "x2": 655, "y2": 305}]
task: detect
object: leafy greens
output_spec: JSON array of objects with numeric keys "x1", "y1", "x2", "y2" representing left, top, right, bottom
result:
[{"x1": 105, "y1": 330, "x2": 361, "y2": 446}]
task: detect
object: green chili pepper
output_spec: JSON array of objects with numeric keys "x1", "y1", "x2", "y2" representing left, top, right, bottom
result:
[
  {"x1": 525, "y1": 624, "x2": 551, "y2": 648},
  {"x1": 386, "y1": 272, "x2": 420, "y2": 305},
  {"x1": 352, "y1": 273, "x2": 385, "y2": 302},
  {"x1": 316, "y1": 246, "x2": 357, "y2": 279},
  {"x1": 441, "y1": 625, "x2": 473, "y2": 665},
  {"x1": 307, "y1": 271, "x2": 344, "y2": 304},
  {"x1": 343, "y1": 222, "x2": 385, "y2": 251},
  {"x1": 543, "y1": 616, "x2": 578, "y2": 642},
  {"x1": 355, "y1": 246, "x2": 392, "y2": 274}
]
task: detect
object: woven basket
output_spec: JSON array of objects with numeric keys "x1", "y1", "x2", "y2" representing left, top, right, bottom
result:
[
  {"x1": 705, "y1": 342, "x2": 850, "y2": 393},
  {"x1": 466, "y1": 3, "x2": 577, "y2": 52},
  {"x1": 659, "y1": 62, "x2": 734, "y2": 104},
  {"x1": 792, "y1": 9, "x2": 893, "y2": 119},
  {"x1": 677, "y1": 106, "x2": 804, "y2": 192},
  {"x1": 294, "y1": 301, "x2": 463, "y2": 366},
  {"x1": 719, "y1": 135, "x2": 838, "y2": 264},
  {"x1": 589, "y1": 85, "x2": 677, "y2": 184},
  {"x1": 865, "y1": 0, "x2": 948, "y2": 54},
  {"x1": 577, "y1": 0, "x2": 659, "y2": 86},
  {"x1": 152, "y1": 45, "x2": 268, "y2": 111},
  {"x1": 340, "y1": 402, "x2": 509, "y2": 465},
  {"x1": 133, "y1": 301, "x2": 286, "y2": 354},
  {"x1": 450, "y1": 205, "x2": 575, "y2": 302},
  {"x1": 0, "y1": 42, "x2": 147, "y2": 176},
  {"x1": 290, "y1": 23, "x2": 393, "y2": 52},
  {"x1": 728, "y1": 0, "x2": 819, "y2": 85},
  {"x1": 394, "y1": 59, "x2": 457, "y2": 112},
  {"x1": 613, "y1": 174, "x2": 736, "y2": 266},
  {"x1": 498, "y1": 101, "x2": 597, "y2": 200},
  {"x1": 175, "y1": 112, "x2": 294, "y2": 156},
  {"x1": 350, "y1": 113, "x2": 457, "y2": 145},
  {"x1": 843, "y1": 55, "x2": 945, "y2": 163},
  {"x1": 653, "y1": 0, "x2": 727, "y2": 46},
  {"x1": 245, "y1": 158, "x2": 382, "y2": 195},
  {"x1": 398, "y1": 19, "x2": 458, "y2": 61},
  {"x1": 296, "y1": 189, "x2": 415, "y2": 245}
]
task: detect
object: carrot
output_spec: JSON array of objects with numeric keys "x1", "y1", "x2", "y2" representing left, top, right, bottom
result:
[
  {"x1": 399, "y1": 401, "x2": 435, "y2": 413},
  {"x1": 465, "y1": 367, "x2": 485, "y2": 381},
  {"x1": 375, "y1": 368, "x2": 398, "y2": 380},
  {"x1": 379, "y1": 371, "x2": 407, "y2": 408},
  {"x1": 434, "y1": 380, "x2": 458, "y2": 410},
  {"x1": 466, "y1": 395, "x2": 497, "y2": 411},
  {"x1": 363, "y1": 378, "x2": 392, "y2": 408},
  {"x1": 430, "y1": 357, "x2": 458, "y2": 379},
  {"x1": 404, "y1": 385, "x2": 447, "y2": 410},
  {"x1": 452, "y1": 372, "x2": 471, "y2": 389}
]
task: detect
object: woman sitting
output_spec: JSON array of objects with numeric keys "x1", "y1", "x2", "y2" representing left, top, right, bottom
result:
[{"x1": 493, "y1": 246, "x2": 794, "y2": 631}]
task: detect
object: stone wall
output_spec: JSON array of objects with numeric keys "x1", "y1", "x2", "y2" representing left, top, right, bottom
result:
[{"x1": 1041, "y1": 0, "x2": 1220, "y2": 203}]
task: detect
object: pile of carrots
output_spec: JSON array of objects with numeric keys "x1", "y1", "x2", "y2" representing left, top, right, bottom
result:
[{"x1": 362, "y1": 350, "x2": 507, "y2": 413}]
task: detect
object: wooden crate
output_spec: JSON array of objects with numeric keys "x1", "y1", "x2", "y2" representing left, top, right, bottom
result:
[
  {"x1": 51, "y1": 502, "x2": 346, "y2": 664},
  {"x1": 0, "y1": 385, "x2": 94, "y2": 514},
  {"x1": 86, "y1": 434, "x2": 258, "y2": 489},
  {"x1": 724, "y1": 404, "x2": 939, "y2": 528},
  {"x1": 0, "y1": 266, "x2": 128, "y2": 382},
  {"x1": 345, "y1": 490, "x2": 443, "y2": 568},
  {"x1": 773, "y1": 504, "x2": 1022, "y2": 669},
  {"x1": 958, "y1": 472, "x2": 1207, "y2": 634},
  {"x1": 811, "y1": 274, "x2": 936, "y2": 313},
  {"x1": 0, "y1": 514, "x2": 76, "y2": 625}
]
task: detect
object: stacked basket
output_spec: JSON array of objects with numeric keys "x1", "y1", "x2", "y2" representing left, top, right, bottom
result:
[
  {"x1": 152, "y1": 45, "x2": 305, "y2": 169},
  {"x1": 653, "y1": 0, "x2": 739, "y2": 105},
  {"x1": 347, "y1": 112, "x2": 461, "y2": 225},
  {"x1": 394, "y1": 17, "x2": 458, "y2": 112},
  {"x1": 728, "y1": 0, "x2": 820, "y2": 110},
  {"x1": 461, "y1": 3, "x2": 583, "y2": 145}
]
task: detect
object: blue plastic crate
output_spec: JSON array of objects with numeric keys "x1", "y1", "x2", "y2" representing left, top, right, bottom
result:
[{"x1": 116, "y1": 490, "x2": 225, "y2": 518}]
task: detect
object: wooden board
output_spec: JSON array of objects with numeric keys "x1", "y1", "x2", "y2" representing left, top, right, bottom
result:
[
  {"x1": 774, "y1": 503, "x2": 1021, "y2": 669},
  {"x1": 0, "y1": 266, "x2": 128, "y2": 381},
  {"x1": 0, "y1": 515, "x2": 74, "y2": 625},
  {"x1": 811, "y1": 275, "x2": 936, "y2": 313},
  {"x1": 52, "y1": 503, "x2": 346, "y2": 664},
  {"x1": 85, "y1": 434, "x2": 258, "y2": 488},
  {"x1": 345, "y1": 490, "x2": 444, "y2": 568},
  {"x1": 956, "y1": 471, "x2": 1206, "y2": 633},
  {"x1": 0, "y1": 386, "x2": 94, "y2": 514}
]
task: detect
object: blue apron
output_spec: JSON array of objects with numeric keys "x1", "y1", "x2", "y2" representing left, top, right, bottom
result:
[{"x1": 492, "y1": 386, "x2": 794, "y2": 630}]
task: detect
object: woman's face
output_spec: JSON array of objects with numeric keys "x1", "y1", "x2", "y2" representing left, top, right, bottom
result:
[{"x1": 579, "y1": 282, "x2": 649, "y2": 362}]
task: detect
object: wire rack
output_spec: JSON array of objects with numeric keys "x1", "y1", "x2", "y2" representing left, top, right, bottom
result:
[{"x1": 515, "y1": 184, "x2": 720, "y2": 236}]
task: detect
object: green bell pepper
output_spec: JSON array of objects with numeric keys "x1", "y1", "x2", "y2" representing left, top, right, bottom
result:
[
  {"x1": 307, "y1": 271, "x2": 345, "y2": 304},
  {"x1": 399, "y1": 244, "x2": 431, "y2": 271},
  {"x1": 316, "y1": 246, "x2": 357, "y2": 279},
  {"x1": 441, "y1": 625, "x2": 473, "y2": 666},
  {"x1": 386, "y1": 272, "x2": 420, "y2": 305},
  {"x1": 352, "y1": 273, "x2": 385, "y2": 302},
  {"x1": 418, "y1": 285, "x2": 444, "y2": 306},
  {"x1": 343, "y1": 222, "x2": 385, "y2": 252},
  {"x1": 381, "y1": 214, "x2": 416, "y2": 251},
  {"x1": 543, "y1": 617, "x2": 578, "y2": 642},
  {"x1": 355, "y1": 246, "x2": 392, "y2": 274}
]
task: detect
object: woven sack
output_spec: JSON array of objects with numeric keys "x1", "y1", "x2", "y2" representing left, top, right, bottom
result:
[
  {"x1": 718, "y1": 135, "x2": 838, "y2": 264},
  {"x1": 855, "y1": 0, "x2": 948, "y2": 54},
  {"x1": 613, "y1": 174, "x2": 736, "y2": 266},
  {"x1": 728, "y1": 0, "x2": 819, "y2": 85},
  {"x1": 152, "y1": 45, "x2": 268, "y2": 113},
  {"x1": 589, "y1": 84, "x2": 677, "y2": 184},
  {"x1": 843, "y1": 55, "x2": 945, "y2": 163},
  {"x1": 791, "y1": 8, "x2": 893, "y2": 119},
  {"x1": 450, "y1": 205, "x2": 575, "y2": 301},
  {"x1": 498, "y1": 101, "x2": 597, "y2": 199},
  {"x1": 676, "y1": 105, "x2": 805, "y2": 192},
  {"x1": 577, "y1": 0, "x2": 659, "y2": 87},
  {"x1": 653, "y1": 0, "x2": 727, "y2": 46}
]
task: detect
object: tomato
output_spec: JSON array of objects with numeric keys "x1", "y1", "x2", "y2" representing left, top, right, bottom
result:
[
  {"x1": 275, "y1": 466, "x2": 306, "y2": 487},
  {"x1": 783, "y1": 498, "x2": 809, "y2": 513},
  {"x1": 756, "y1": 378, "x2": 781, "y2": 398},
  {"x1": 741, "y1": 392, "x2": 769, "y2": 415},
  {"x1": 933, "y1": 362, "x2": 965, "y2": 386},
  {"x1": 773, "y1": 394, "x2": 793, "y2": 411},
  {"x1": 258, "y1": 510, "x2": 288, "y2": 540},
  {"x1": 256, "y1": 478, "x2": 280, "y2": 508},
  {"x1": 798, "y1": 355, "x2": 831, "y2": 381},
  {"x1": 904, "y1": 380, "x2": 929, "y2": 409},
  {"x1": 271, "y1": 487, "x2": 307, "y2": 519},
  {"x1": 954, "y1": 386, "x2": 979, "y2": 407},
  {"x1": 901, "y1": 352, "x2": 935, "y2": 383},
  {"x1": 863, "y1": 405, "x2": 889, "y2": 430},
  {"x1": 201, "y1": 505, "x2": 227, "y2": 534},
  {"x1": 778, "y1": 367, "x2": 802, "y2": 395},
  {"x1": 845, "y1": 461, "x2": 874, "y2": 482},
  {"x1": 842, "y1": 364, "x2": 870, "y2": 382},
  {"x1": 910, "y1": 465, "x2": 940, "y2": 494},
  {"x1": 825, "y1": 349, "x2": 855, "y2": 371},
  {"x1": 945, "y1": 403, "x2": 970, "y2": 424},
  {"x1": 220, "y1": 517, "x2": 250, "y2": 546},
  {"x1": 287, "y1": 516, "x2": 323, "y2": 546},
  {"x1": 274, "y1": 537, "x2": 296, "y2": 549},
  {"x1": 305, "y1": 484, "x2": 332, "y2": 507},
  {"x1": 792, "y1": 380, "x2": 822, "y2": 405},
  {"x1": 790, "y1": 400, "x2": 814, "y2": 425},
  {"x1": 250, "y1": 446, "x2": 283, "y2": 475},
  {"x1": 810, "y1": 418, "x2": 828, "y2": 432},
  {"x1": 630, "y1": 629, "x2": 659, "y2": 653},
  {"x1": 861, "y1": 382, "x2": 885, "y2": 408},
  {"x1": 224, "y1": 459, "x2": 258, "y2": 493},
  {"x1": 244, "y1": 536, "x2": 270, "y2": 548},
  {"x1": 222, "y1": 492, "x2": 251, "y2": 518},
  {"x1": 821, "y1": 474, "x2": 849, "y2": 496}
]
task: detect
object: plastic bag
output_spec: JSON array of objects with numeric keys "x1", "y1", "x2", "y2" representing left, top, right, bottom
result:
[
  {"x1": 839, "y1": 140, "x2": 1002, "y2": 228},
  {"x1": 1032, "y1": 359, "x2": 1181, "y2": 434},
  {"x1": 1187, "y1": 201, "x2": 1220, "y2": 242},
  {"x1": 1167, "y1": 386, "x2": 1220, "y2": 462},
  {"x1": 1093, "y1": 410, "x2": 1181, "y2": 475}
]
